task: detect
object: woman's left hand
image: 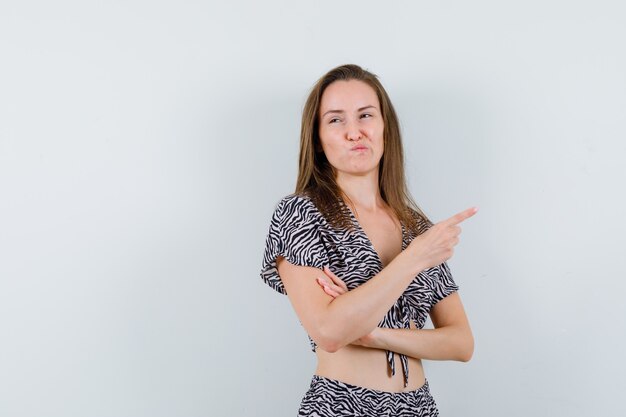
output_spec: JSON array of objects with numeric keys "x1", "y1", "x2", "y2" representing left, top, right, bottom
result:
[{"x1": 316, "y1": 266, "x2": 348, "y2": 297}]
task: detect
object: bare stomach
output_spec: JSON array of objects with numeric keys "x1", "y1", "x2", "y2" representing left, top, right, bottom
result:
[{"x1": 314, "y1": 345, "x2": 425, "y2": 393}]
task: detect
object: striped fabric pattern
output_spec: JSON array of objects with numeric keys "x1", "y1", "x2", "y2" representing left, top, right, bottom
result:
[
  {"x1": 261, "y1": 194, "x2": 459, "y2": 387},
  {"x1": 298, "y1": 375, "x2": 439, "y2": 417}
]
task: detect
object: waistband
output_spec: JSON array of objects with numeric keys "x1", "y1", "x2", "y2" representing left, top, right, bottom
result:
[{"x1": 310, "y1": 374, "x2": 431, "y2": 398}]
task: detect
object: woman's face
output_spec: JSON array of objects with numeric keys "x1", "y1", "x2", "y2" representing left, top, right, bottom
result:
[{"x1": 318, "y1": 80, "x2": 384, "y2": 179}]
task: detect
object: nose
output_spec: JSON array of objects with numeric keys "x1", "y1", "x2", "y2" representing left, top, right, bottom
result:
[{"x1": 345, "y1": 120, "x2": 363, "y2": 141}]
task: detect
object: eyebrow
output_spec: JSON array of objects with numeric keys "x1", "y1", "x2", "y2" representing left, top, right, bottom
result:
[{"x1": 321, "y1": 105, "x2": 377, "y2": 118}]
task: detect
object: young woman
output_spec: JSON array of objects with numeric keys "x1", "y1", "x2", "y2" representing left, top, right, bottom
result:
[{"x1": 260, "y1": 64, "x2": 477, "y2": 416}]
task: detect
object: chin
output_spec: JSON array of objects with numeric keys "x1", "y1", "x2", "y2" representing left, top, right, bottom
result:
[
  {"x1": 332, "y1": 158, "x2": 381, "y2": 177},
  {"x1": 346, "y1": 165, "x2": 380, "y2": 176}
]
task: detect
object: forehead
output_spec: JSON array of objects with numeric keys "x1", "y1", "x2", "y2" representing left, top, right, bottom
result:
[{"x1": 319, "y1": 80, "x2": 380, "y2": 113}]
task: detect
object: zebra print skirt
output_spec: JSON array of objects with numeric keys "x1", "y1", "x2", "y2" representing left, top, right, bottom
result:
[{"x1": 297, "y1": 375, "x2": 439, "y2": 416}]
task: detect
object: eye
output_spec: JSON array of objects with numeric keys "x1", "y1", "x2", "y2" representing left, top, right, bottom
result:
[
  {"x1": 329, "y1": 117, "x2": 341, "y2": 124},
  {"x1": 360, "y1": 113, "x2": 373, "y2": 119}
]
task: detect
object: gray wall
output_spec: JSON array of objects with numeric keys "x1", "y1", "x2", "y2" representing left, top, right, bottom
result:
[{"x1": 1, "y1": 1, "x2": 625, "y2": 416}]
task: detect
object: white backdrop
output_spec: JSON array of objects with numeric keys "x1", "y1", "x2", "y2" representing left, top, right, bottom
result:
[{"x1": 1, "y1": 1, "x2": 625, "y2": 416}]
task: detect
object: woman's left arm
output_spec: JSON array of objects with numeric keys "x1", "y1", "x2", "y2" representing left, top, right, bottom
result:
[
  {"x1": 357, "y1": 292, "x2": 474, "y2": 362},
  {"x1": 317, "y1": 269, "x2": 474, "y2": 362}
]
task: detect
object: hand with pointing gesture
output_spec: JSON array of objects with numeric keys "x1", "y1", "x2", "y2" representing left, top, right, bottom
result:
[{"x1": 404, "y1": 207, "x2": 478, "y2": 275}]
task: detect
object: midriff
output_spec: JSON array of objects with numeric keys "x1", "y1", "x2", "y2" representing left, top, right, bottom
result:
[{"x1": 314, "y1": 345, "x2": 425, "y2": 393}]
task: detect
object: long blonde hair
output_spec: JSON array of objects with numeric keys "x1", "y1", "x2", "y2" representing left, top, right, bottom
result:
[{"x1": 295, "y1": 64, "x2": 430, "y2": 233}]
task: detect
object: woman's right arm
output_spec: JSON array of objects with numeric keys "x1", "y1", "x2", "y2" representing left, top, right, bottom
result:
[{"x1": 277, "y1": 206, "x2": 477, "y2": 353}]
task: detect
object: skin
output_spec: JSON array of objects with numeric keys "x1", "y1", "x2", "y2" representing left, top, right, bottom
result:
[{"x1": 276, "y1": 80, "x2": 477, "y2": 393}]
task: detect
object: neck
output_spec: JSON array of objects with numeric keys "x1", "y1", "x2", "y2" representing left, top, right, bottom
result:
[{"x1": 335, "y1": 170, "x2": 384, "y2": 212}]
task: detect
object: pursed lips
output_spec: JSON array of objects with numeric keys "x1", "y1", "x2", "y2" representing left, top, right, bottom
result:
[{"x1": 350, "y1": 145, "x2": 368, "y2": 151}]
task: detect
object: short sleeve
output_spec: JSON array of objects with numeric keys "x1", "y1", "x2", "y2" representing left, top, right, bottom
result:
[
  {"x1": 431, "y1": 261, "x2": 460, "y2": 304},
  {"x1": 260, "y1": 194, "x2": 329, "y2": 295}
]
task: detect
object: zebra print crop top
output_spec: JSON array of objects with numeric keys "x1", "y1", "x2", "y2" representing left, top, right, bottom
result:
[{"x1": 260, "y1": 193, "x2": 459, "y2": 387}]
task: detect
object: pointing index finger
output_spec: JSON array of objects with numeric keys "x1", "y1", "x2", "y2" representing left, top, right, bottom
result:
[{"x1": 443, "y1": 207, "x2": 479, "y2": 226}]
